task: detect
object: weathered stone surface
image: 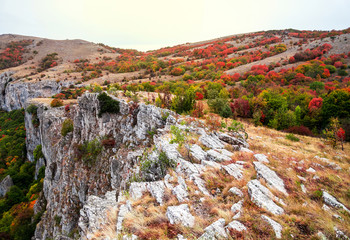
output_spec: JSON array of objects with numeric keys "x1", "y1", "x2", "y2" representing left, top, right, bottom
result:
[
  {"x1": 254, "y1": 154, "x2": 269, "y2": 163},
  {"x1": 229, "y1": 187, "x2": 243, "y2": 197},
  {"x1": 190, "y1": 144, "x2": 207, "y2": 162},
  {"x1": 199, "y1": 132, "x2": 225, "y2": 149},
  {"x1": 129, "y1": 181, "x2": 165, "y2": 205},
  {"x1": 0, "y1": 175, "x2": 13, "y2": 197},
  {"x1": 116, "y1": 201, "x2": 132, "y2": 234},
  {"x1": 216, "y1": 132, "x2": 249, "y2": 149},
  {"x1": 222, "y1": 163, "x2": 243, "y2": 180},
  {"x1": 206, "y1": 149, "x2": 232, "y2": 162},
  {"x1": 334, "y1": 227, "x2": 349, "y2": 240},
  {"x1": 247, "y1": 180, "x2": 284, "y2": 215},
  {"x1": 190, "y1": 174, "x2": 210, "y2": 196},
  {"x1": 261, "y1": 215, "x2": 282, "y2": 239},
  {"x1": 198, "y1": 218, "x2": 227, "y2": 240},
  {"x1": 122, "y1": 234, "x2": 138, "y2": 240},
  {"x1": 323, "y1": 191, "x2": 350, "y2": 213},
  {"x1": 201, "y1": 160, "x2": 221, "y2": 169},
  {"x1": 226, "y1": 220, "x2": 247, "y2": 232},
  {"x1": 172, "y1": 176, "x2": 189, "y2": 202},
  {"x1": 253, "y1": 162, "x2": 288, "y2": 195},
  {"x1": 231, "y1": 200, "x2": 244, "y2": 219},
  {"x1": 166, "y1": 204, "x2": 195, "y2": 227},
  {"x1": 78, "y1": 191, "x2": 118, "y2": 239}
]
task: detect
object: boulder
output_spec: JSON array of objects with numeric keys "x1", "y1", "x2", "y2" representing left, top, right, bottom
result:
[
  {"x1": 226, "y1": 220, "x2": 247, "y2": 232},
  {"x1": 323, "y1": 191, "x2": 350, "y2": 213},
  {"x1": 261, "y1": 215, "x2": 282, "y2": 239},
  {"x1": 253, "y1": 162, "x2": 288, "y2": 195},
  {"x1": 254, "y1": 154, "x2": 269, "y2": 163},
  {"x1": 198, "y1": 218, "x2": 227, "y2": 240},
  {"x1": 166, "y1": 204, "x2": 195, "y2": 227},
  {"x1": 247, "y1": 180, "x2": 284, "y2": 215},
  {"x1": 0, "y1": 175, "x2": 13, "y2": 197},
  {"x1": 222, "y1": 163, "x2": 243, "y2": 180}
]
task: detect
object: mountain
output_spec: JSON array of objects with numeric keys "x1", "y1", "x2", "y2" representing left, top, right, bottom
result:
[{"x1": 0, "y1": 29, "x2": 349, "y2": 239}]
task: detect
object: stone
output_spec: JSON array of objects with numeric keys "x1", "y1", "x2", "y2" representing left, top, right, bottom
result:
[
  {"x1": 122, "y1": 234, "x2": 138, "y2": 240},
  {"x1": 228, "y1": 187, "x2": 243, "y2": 197},
  {"x1": 253, "y1": 162, "x2": 288, "y2": 195},
  {"x1": 78, "y1": 191, "x2": 118, "y2": 238},
  {"x1": 231, "y1": 200, "x2": 244, "y2": 215},
  {"x1": 190, "y1": 144, "x2": 207, "y2": 162},
  {"x1": 254, "y1": 154, "x2": 269, "y2": 163},
  {"x1": 306, "y1": 167, "x2": 316, "y2": 173},
  {"x1": 261, "y1": 215, "x2": 282, "y2": 239},
  {"x1": 198, "y1": 218, "x2": 227, "y2": 240},
  {"x1": 301, "y1": 184, "x2": 307, "y2": 193},
  {"x1": 129, "y1": 181, "x2": 165, "y2": 205},
  {"x1": 323, "y1": 191, "x2": 350, "y2": 213},
  {"x1": 216, "y1": 132, "x2": 249, "y2": 149},
  {"x1": 240, "y1": 147, "x2": 253, "y2": 153},
  {"x1": 247, "y1": 180, "x2": 284, "y2": 215},
  {"x1": 116, "y1": 201, "x2": 132, "y2": 234},
  {"x1": 222, "y1": 163, "x2": 243, "y2": 180},
  {"x1": 201, "y1": 160, "x2": 221, "y2": 169},
  {"x1": 206, "y1": 149, "x2": 232, "y2": 162},
  {"x1": 190, "y1": 174, "x2": 211, "y2": 196},
  {"x1": 334, "y1": 227, "x2": 349, "y2": 240},
  {"x1": 172, "y1": 177, "x2": 189, "y2": 202},
  {"x1": 166, "y1": 204, "x2": 195, "y2": 227},
  {"x1": 317, "y1": 231, "x2": 327, "y2": 240},
  {"x1": 129, "y1": 182, "x2": 148, "y2": 200},
  {"x1": 226, "y1": 220, "x2": 247, "y2": 232},
  {"x1": 199, "y1": 133, "x2": 225, "y2": 149},
  {"x1": 0, "y1": 175, "x2": 13, "y2": 197}
]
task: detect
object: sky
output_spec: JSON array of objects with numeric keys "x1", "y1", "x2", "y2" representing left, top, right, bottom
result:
[{"x1": 1, "y1": 0, "x2": 350, "y2": 51}]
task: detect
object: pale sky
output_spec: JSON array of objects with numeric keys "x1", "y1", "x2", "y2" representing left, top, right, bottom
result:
[{"x1": 1, "y1": 0, "x2": 349, "y2": 51}]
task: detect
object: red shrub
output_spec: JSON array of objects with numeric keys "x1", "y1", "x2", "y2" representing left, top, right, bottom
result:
[
  {"x1": 308, "y1": 97, "x2": 323, "y2": 112},
  {"x1": 65, "y1": 104, "x2": 70, "y2": 112},
  {"x1": 195, "y1": 92, "x2": 204, "y2": 100},
  {"x1": 230, "y1": 98, "x2": 250, "y2": 117},
  {"x1": 102, "y1": 139, "x2": 116, "y2": 148},
  {"x1": 285, "y1": 125, "x2": 314, "y2": 136}
]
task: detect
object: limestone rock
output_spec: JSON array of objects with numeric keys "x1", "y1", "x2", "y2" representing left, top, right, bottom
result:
[
  {"x1": 247, "y1": 180, "x2": 284, "y2": 215},
  {"x1": 0, "y1": 175, "x2": 13, "y2": 197},
  {"x1": 253, "y1": 162, "x2": 288, "y2": 195},
  {"x1": 229, "y1": 187, "x2": 243, "y2": 197},
  {"x1": 116, "y1": 201, "x2": 132, "y2": 234},
  {"x1": 198, "y1": 218, "x2": 227, "y2": 240},
  {"x1": 206, "y1": 149, "x2": 232, "y2": 162},
  {"x1": 190, "y1": 144, "x2": 207, "y2": 162},
  {"x1": 166, "y1": 204, "x2": 195, "y2": 227},
  {"x1": 323, "y1": 191, "x2": 350, "y2": 213},
  {"x1": 261, "y1": 215, "x2": 282, "y2": 239},
  {"x1": 254, "y1": 154, "x2": 269, "y2": 163},
  {"x1": 172, "y1": 176, "x2": 189, "y2": 202},
  {"x1": 199, "y1": 133, "x2": 225, "y2": 149},
  {"x1": 226, "y1": 220, "x2": 247, "y2": 232},
  {"x1": 222, "y1": 163, "x2": 243, "y2": 180}
]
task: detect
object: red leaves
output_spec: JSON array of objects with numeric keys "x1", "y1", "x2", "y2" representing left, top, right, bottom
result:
[
  {"x1": 336, "y1": 128, "x2": 345, "y2": 141},
  {"x1": 308, "y1": 97, "x2": 323, "y2": 112},
  {"x1": 195, "y1": 92, "x2": 204, "y2": 100},
  {"x1": 230, "y1": 98, "x2": 250, "y2": 117}
]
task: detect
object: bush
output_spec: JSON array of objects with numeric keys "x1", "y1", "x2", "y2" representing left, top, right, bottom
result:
[
  {"x1": 97, "y1": 92, "x2": 120, "y2": 117},
  {"x1": 286, "y1": 133, "x2": 300, "y2": 142},
  {"x1": 33, "y1": 145, "x2": 43, "y2": 161},
  {"x1": 38, "y1": 53, "x2": 58, "y2": 72},
  {"x1": 50, "y1": 99, "x2": 63, "y2": 108},
  {"x1": 61, "y1": 119, "x2": 74, "y2": 137},
  {"x1": 169, "y1": 126, "x2": 185, "y2": 145},
  {"x1": 26, "y1": 105, "x2": 38, "y2": 115},
  {"x1": 285, "y1": 126, "x2": 314, "y2": 136},
  {"x1": 77, "y1": 139, "x2": 102, "y2": 165},
  {"x1": 101, "y1": 138, "x2": 116, "y2": 148}
]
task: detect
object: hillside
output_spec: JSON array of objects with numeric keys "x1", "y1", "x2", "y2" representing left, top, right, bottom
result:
[{"x1": 0, "y1": 29, "x2": 349, "y2": 240}]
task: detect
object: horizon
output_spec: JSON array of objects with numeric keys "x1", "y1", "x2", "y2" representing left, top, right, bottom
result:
[{"x1": 1, "y1": 0, "x2": 350, "y2": 51}]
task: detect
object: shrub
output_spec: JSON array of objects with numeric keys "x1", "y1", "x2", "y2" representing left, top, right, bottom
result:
[
  {"x1": 33, "y1": 145, "x2": 43, "y2": 161},
  {"x1": 38, "y1": 53, "x2": 58, "y2": 72},
  {"x1": 77, "y1": 139, "x2": 102, "y2": 165},
  {"x1": 50, "y1": 99, "x2": 63, "y2": 108},
  {"x1": 97, "y1": 92, "x2": 120, "y2": 117},
  {"x1": 64, "y1": 104, "x2": 70, "y2": 112},
  {"x1": 285, "y1": 126, "x2": 314, "y2": 136},
  {"x1": 101, "y1": 138, "x2": 116, "y2": 148},
  {"x1": 286, "y1": 133, "x2": 300, "y2": 142},
  {"x1": 61, "y1": 119, "x2": 74, "y2": 137},
  {"x1": 169, "y1": 126, "x2": 185, "y2": 145},
  {"x1": 228, "y1": 120, "x2": 248, "y2": 140},
  {"x1": 26, "y1": 104, "x2": 38, "y2": 115}
]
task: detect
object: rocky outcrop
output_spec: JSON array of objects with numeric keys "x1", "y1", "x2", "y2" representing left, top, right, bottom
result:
[
  {"x1": 30, "y1": 93, "x2": 173, "y2": 239},
  {"x1": 198, "y1": 218, "x2": 227, "y2": 240},
  {"x1": 253, "y1": 162, "x2": 288, "y2": 195},
  {"x1": 323, "y1": 191, "x2": 350, "y2": 213},
  {"x1": 247, "y1": 180, "x2": 284, "y2": 215},
  {"x1": 261, "y1": 215, "x2": 282, "y2": 239},
  {"x1": 0, "y1": 71, "x2": 72, "y2": 111},
  {"x1": 166, "y1": 204, "x2": 195, "y2": 227},
  {"x1": 0, "y1": 175, "x2": 13, "y2": 197}
]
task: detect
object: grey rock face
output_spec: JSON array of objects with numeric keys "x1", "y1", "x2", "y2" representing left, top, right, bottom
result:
[
  {"x1": 129, "y1": 181, "x2": 165, "y2": 205},
  {"x1": 206, "y1": 149, "x2": 232, "y2": 162},
  {"x1": 116, "y1": 201, "x2": 132, "y2": 234},
  {"x1": 78, "y1": 190, "x2": 118, "y2": 239},
  {"x1": 190, "y1": 144, "x2": 207, "y2": 162},
  {"x1": 222, "y1": 163, "x2": 243, "y2": 179},
  {"x1": 198, "y1": 218, "x2": 227, "y2": 240},
  {"x1": 228, "y1": 187, "x2": 243, "y2": 197},
  {"x1": 247, "y1": 180, "x2": 284, "y2": 215},
  {"x1": 0, "y1": 175, "x2": 13, "y2": 197},
  {"x1": 323, "y1": 191, "x2": 350, "y2": 213},
  {"x1": 166, "y1": 204, "x2": 195, "y2": 227},
  {"x1": 226, "y1": 220, "x2": 247, "y2": 232},
  {"x1": 216, "y1": 132, "x2": 249, "y2": 149},
  {"x1": 261, "y1": 215, "x2": 282, "y2": 239},
  {"x1": 253, "y1": 161, "x2": 288, "y2": 195},
  {"x1": 254, "y1": 154, "x2": 269, "y2": 163}
]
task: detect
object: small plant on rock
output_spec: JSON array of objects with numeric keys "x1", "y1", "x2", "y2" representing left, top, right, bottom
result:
[
  {"x1": 50, "y1": 99, "x2": 63, "y2": 108},
  {"x1": 97, "y1": 92, "x2": 120, "y2": 117},
  {"x1": 61, "y1": 119, "x2": 74, "y2": 137}
]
